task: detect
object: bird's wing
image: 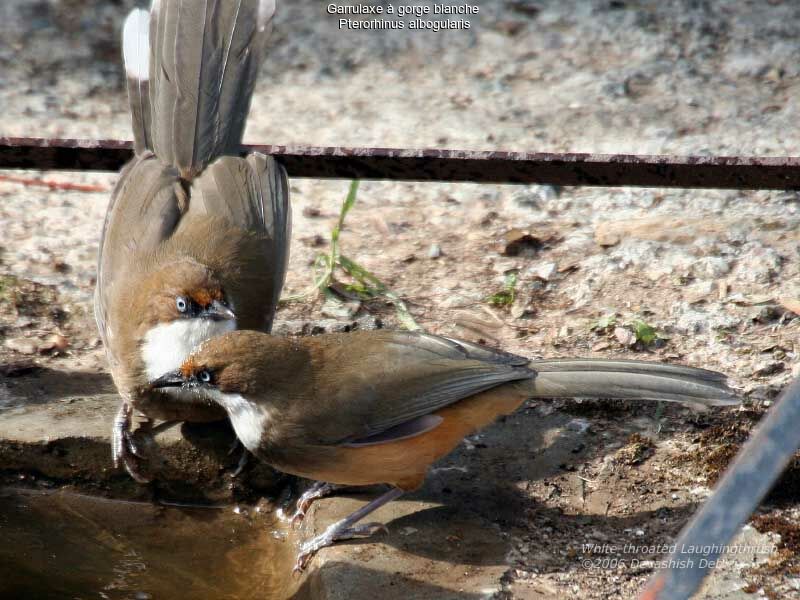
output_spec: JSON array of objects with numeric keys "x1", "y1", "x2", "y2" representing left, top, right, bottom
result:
[
  {"x1": 188, "y1": 154, "x2": 290, "y2": 237},
  {"x1": 94, "y1": 155, "x2": 182, "y2": 360},
  {"x1": 307, "y1": 331, "x2": 533, "y2": 445},
  {"x1": 148, "y1": 0, "x2": 276, "y2": 177},
  {"x1": 185, "y1": 153, "x2": 290, "y2": 329}
]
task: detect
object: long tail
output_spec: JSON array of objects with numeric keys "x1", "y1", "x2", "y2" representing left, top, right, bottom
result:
[
  {"x1": 122, "y1": 9, "x2": 153, "y2": 155},
  {"x1": 527, "y1": 359, "x2": 738, "y2": 407},
  {"x1": 124, "y1": 0, "x2": 276, "y2": 179}
]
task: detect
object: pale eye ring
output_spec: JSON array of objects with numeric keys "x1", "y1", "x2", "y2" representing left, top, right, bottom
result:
[
  {"x1": 198, "y1": 370, "x2": 212, "y2": 384},
  {"x1": 176, "y1": 296, "x2": 189, "y2": 313}
]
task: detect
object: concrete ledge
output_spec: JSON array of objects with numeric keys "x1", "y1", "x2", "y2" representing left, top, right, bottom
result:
[{"x1": 0, "y1": 384, "x2": 284, "y2": 502}]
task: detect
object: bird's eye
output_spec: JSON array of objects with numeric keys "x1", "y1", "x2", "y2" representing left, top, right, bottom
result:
[
  {"x1": 198, "y1": 370, "x2": 213, "y2": 384},
  {"x1": 176, "y1": 296, "x2": 189, "y2": 313}
]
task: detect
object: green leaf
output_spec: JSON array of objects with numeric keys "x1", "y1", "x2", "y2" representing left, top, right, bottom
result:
[
  {"x1": 331, "y1": 180, "x2": 360, "y2": 247},
  {"x1": 486, "y1": 272, "x2": 517, "y2": 307},
  {"x1": 325, "y1": 180, "x2": 362, "y2": 289},
  {"x1": 280, "y1": 180, "x2": 421, "y2": 331},
  {"x1": 592, "y1": 314, "x2": 617, "y2": 331},
  {"x1": 340, "y1": 254, "x2": 421, "y2": 331},
  {"x1": 486, "y1": 291, "x2": 514, "y2": 307},
  {"x1": 632, "y1": 320, "x2": 658, "y2": 345}
]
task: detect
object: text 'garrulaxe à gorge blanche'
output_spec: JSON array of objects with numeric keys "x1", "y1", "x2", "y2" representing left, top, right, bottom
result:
[{"x1": 327, "y1": 3, "x2": 479, "y2": 31}]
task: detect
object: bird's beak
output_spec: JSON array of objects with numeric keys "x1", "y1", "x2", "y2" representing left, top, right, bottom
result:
[
  {"x1": 149, "y1": 370, "x2": 185, "y2": 389},
  {"x1": 202, "y1": 300, "x2": 236, "y2": 321}
]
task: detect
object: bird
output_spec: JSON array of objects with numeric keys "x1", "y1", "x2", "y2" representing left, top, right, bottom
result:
[
  {"x1": 95, "y1": 0, "x2": 290, "y2": 482},
  {"x1": 149, "y1": 329, "x2": 739, "y2": 571}
]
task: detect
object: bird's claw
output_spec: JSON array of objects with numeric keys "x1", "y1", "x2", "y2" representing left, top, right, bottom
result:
[
  {"x1": 293, "y1": 520, "x2": 388, "y2": 573},
  {"x1": 291, "y1": 482, "x2": 341, "y2": 528},
  {"x1": 227, "y1": 436, "x2": 242, "y2": 456},
  {"x1": 290, "y1": 507, "x2": 307, "y2": 529},
  {"x1": 292, "y1": 552, "x2": 313, "y2": 575},
  {"x1": 291, "y1": 494, "x2": 318, "y2": 528},
  {"x1": 112, "y1": 402, "x2": 151, "y2": 483},
  {"x1": 121, "y1": 452, "x2": 150, "y2": 484},
  {"x1": 124, "y1": 428, "x2": 147, "y2": 458},
  {"x1": 229, "y1": 446, "x2": 249, "y2": 478}
]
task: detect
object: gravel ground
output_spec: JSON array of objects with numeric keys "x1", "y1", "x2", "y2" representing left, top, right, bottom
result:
[{"x1": 2, "y1": 1, "x2": 800, "y2": 598}]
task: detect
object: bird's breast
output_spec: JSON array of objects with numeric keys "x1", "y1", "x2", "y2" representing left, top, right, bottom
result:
[{"x1": 207, "y1": 389, "x2": 269, "y2": 452}]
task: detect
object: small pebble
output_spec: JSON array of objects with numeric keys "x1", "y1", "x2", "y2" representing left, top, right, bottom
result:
[
  {"x1": 566, "y1": 419, "x2": 591, "y2": 434},
  {"x1": 614, "y1": 326, "x2": 637, "y2": 347},
  {"x1": 5, "y1": 337, "x2": 38, "y2": 355}
]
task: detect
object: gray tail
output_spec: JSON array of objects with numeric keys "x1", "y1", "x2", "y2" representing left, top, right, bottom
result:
[
  {"x1": 127, "y1": 0, "x2": 276, "y2": 179},
  {"x1": 123, "y1": 8, "x2": 153, "y2": 155},
  {"x1": 528, "y1": 359, "x2": 739, "y2": 408}
]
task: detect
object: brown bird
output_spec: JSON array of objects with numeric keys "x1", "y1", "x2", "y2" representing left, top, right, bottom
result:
[
  {"x1": 150, "y1": 329, "x2": 738, "y2": 571},
  {"x1": 95, "y1": 0, "x2": 289, "y2": 481}
]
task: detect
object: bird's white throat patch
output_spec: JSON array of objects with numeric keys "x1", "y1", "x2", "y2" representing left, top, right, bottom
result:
[
  {"x1": 141, "y1": 318, "x2": 236, "y2": 382},
  {"x1": 207, "y1": 390, "x2": 268, "y2": 451}
]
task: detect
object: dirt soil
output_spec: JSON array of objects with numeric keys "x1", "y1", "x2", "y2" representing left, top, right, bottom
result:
[{"x1": 2, "y1": 1, "x2": 800, "y2": 598}]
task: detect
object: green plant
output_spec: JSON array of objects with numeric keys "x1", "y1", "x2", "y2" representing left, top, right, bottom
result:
[
  {"x1": 591, "y1": 313, "x2": 617, "y2": 332},
  {"x1": 486, "y1": 272, "x2": 518, "y2": 307},
  {"x1": 283, "y1": 181, "x2": 421, "y2": 331},
  {"x1": 632, "y1": 320, "x2": 658, "y2": 345}
]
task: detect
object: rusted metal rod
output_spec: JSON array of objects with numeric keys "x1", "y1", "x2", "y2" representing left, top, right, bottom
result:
[{"x1": 3, "y1": 136, "x2": 800, "y2": 189}]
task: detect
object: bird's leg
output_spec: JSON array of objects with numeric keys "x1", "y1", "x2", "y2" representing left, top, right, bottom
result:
[
  {"x1": 294, "y1": 486, "x2": 404, "y2": 573},
  {"x1": 226, "y1": 437, "x2": 250, "y2": 478},
  {"x1": 112, "y1": 401, "x2": 150, "y2": 483},
  {"x1": 231, "y1": 445, "x2": 250, "y2": 478},
  {"x1": 111, "y1": 401, "x2": 131, "y2": 465},
  {"x1": 291, "y1": 482, "x2": 349, "y2": 527}
]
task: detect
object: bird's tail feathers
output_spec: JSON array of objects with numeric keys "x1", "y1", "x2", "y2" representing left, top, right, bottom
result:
[
  {"x1": 123, "y1": 8, "x2": 153, "y2": 154},
  {"x1": 144, "y1": 0, "x2": 277, "y2": 178},
  {"x1": 527, "y1": 358, "x2": 738, "y2": 409}
]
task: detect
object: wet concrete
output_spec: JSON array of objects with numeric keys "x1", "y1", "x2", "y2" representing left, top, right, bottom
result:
[
  {"x1": 0, "y1": 487, "x2": 300, "y2": 600},
  {"x1": 294, "y1": 494, "x2": 510, "y2": 599},
  {"x1": 0, "y1": 366, "x2": 284, "y2": 502}
]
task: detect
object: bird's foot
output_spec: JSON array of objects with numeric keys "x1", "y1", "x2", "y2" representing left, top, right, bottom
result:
[
  {"x1": 291, "y1": 482, "x2": 343, "y2": 528},
  {"x1": 230, "y1": 445, "x2": 249, "y2": 478},
  {"x1": 227, "y1": 436, "x2": 242, "y2": 456},
  {"x1": 225, "y1": 437, "x2": 250, "y2": 478},
  {"x1": 112, "y1": 402, "x2": 151, "y2": 483},
  {"x1": 293, "y1": 520, "x2": 388, "y2": 573}
]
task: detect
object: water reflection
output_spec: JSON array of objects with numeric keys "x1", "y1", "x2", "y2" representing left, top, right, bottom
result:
[{"x1": 0, "y1": 487, "x2": 298, "y2": 600}]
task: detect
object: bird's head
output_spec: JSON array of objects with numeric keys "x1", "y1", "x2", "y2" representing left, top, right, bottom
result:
[
  {"x1": 129, "y1": 260, "x2": 236, "y2": 329},
  {"x1": 150, "y1": 331, "x2": 286, "y2": 451},
  {"x1": 148, "y1": 330, "x2": 265, "y2": 396},
  {"x1": 135, "y1": 261, "x2": 237, "y2": 382},
  {"x1": 148, "y1": 261, "x2": 235, "y2": 325}
]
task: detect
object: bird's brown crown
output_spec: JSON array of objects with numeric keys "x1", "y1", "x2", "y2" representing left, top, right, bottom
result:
[
  {"x1": 189, "y1": 288, "x2": 223, "y2": 308},
  {"x1": 130, "y1": 260, "x2": 227, "y2": 329},
  {"x1": 180, "y1": 357, "x2": 200, "y2": 379},
  {"x1": 178, "y1": 331, "x2": 311, "y2": 396}
]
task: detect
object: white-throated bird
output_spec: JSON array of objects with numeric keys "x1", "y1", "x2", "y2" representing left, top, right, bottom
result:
[
  {"x1": 150, "y1": 329, "x2": 738, "y2": 571},
  {"x1": 95, "y1": 0, "x2": 289, "y2": 481}
]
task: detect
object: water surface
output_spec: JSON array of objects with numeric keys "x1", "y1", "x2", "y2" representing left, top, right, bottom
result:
[{"x1": 0, "y1": 487, "x2": 298, "y2": 600}]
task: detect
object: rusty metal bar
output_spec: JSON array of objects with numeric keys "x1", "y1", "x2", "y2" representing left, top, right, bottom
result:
[{"x1": 3, "y1": 137, "x2": 800, "y2": 189}]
